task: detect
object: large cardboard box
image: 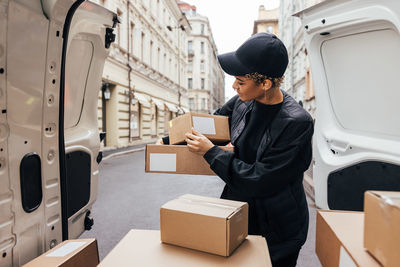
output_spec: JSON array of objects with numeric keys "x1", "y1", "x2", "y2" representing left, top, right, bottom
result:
[
  {"x1": 98, "y1": 229, "x2": 271, "y2": 267},
  {"x1": 160, "y1": 194, "x2": 248, "y2": 256},
  {"x1": 145, "y1": 144, "x2": 234, "y2": 175},
  {"x1": 168, "y1": 112, "x2": 230, "y2": 145},
  {"x1": 364, "y1": 191, "x2": 400, "y2": 267},
  {"x1": 316, "y1": 210, "x2": 380, "y2": 267},
  {"x1": 23, "y1": 239, "x2": 99, "y2": 267}
]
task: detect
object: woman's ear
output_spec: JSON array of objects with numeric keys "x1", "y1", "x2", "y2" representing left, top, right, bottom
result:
[{"x1": 263, "y1": 79, "x2": 273, "y2": 91}]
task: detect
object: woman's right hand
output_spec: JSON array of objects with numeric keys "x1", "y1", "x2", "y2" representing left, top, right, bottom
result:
[{"x1": 156, "y1": 138, "x2": 164, "y2": 145}]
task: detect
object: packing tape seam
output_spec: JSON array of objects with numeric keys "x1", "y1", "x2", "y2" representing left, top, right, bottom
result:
[{"x1": 179, "y1": 198, "x2": 241, "y2": 211}]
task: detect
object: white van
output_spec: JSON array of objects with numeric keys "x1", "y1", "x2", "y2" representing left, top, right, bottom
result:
[
  {"x1": 0, "y1": 0, "x2": 116, "y2": 266},
  {"x1": 295, "y1": 0, "x2": 400, "y2": 211}
]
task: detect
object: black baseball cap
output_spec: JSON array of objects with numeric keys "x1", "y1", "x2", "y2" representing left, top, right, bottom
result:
[{"x1": 218, "y1": 32, "x2": 288, "y2": 78}]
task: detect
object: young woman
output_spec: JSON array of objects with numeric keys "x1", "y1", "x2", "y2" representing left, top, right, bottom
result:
[{"x1": 161, "y1": 33, "x2": 313, "y2": 267}]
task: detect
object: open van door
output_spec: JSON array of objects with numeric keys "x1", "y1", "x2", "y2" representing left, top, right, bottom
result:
[
  {"x1": 294, "y1": 0, "x2": 400, "y2": 211},
  {"x1": 1, "y1": 1, "x2": 116, "y2": 265}
]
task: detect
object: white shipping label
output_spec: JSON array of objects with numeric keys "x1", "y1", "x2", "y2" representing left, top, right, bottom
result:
[
  {"x1": 149, "y1": 153, "x2": 176, "y2": 172},
  {"x1": 192, "y1": 116, "x2": 216, "y2": 135},
  {"x1": 339, "y1": 246, "x2": 357, "y2": 267},
  {"x1": 46, "y1": 241, "x2": 87, "y2": 257}
]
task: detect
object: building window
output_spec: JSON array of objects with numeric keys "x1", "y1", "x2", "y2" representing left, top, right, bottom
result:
[
  {"x1": 157, "y1": 0, "x2": 160, "y2": 18},
  {"x1": 201, "y1": 42, "x2": 204, "y2": 54},
  {"x1": 188, "y1": 41, "x2": 193, "y2": 54},
  {"x1": 130, "y1": 22, "x2": 135, "y2": 53},
  {"x1": 188, "y1": 78, "x2": 193, "y2": 89},
  {"x1": 305, "y1": 68, "x2": 315, "y2": 100},
  {"x1": 188, "y1": 60, "x2": 193, "y2": 72},
  {"x1": 201, "y1": 78, "x2": 205, "y2": 89},
  {"x1": 150, "y1": 40, "x2": 153, "y2": 67},
  {"x1": 116, "y1": 9, "x2": 122, "y2": 45},
  {"x1": 141, "y1": 32, "x2": 145, "y2": 61},
  {"x1": 189, "y1": 98, "x2": 194, "y2": 110},
  {"x1": 175, "y1": 63, "x2": 177, "y2": 81},
  {"x1": 168, "y1": 58, "x2": 172, "y2": 78},
  {"x1": 163, "y1": 53, "x2": 166, "y2": 74},
  {"x1": 201, "y1": 24, "x2": 205, "y2": 35},
  {"x1": 164, "y1": 110, "x2": 172, "y2": 135},
  {"x1": 266, "y1": 26, "x2": 273, "y2": 33},
  {"x1": 130, "y1": 103, "x2": 140, "y2": 139},
  {"x1": 201, "y1": 98, "x2": 206, "y2": 110},
  {"x1": 200, "y1": 60, "x2": 205, "y2": 72},
  {"x1": 157, "y1": 47, "x2": 161, "y2": 71},
  {"x1": 151, "y1": 105, "x2": 158, "y2": 137}
]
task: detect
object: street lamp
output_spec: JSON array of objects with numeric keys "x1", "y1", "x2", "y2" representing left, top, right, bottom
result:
[
  {"x1": 102, "y1": 82, "x2": 111, "y2": 100},
  {"x1": 166, "y1": 21, "x2": 185, "y2": 110}
]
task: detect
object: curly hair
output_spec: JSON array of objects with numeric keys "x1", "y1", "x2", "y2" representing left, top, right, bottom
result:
[{"x1": 244, "y1": 72, "x2": 284, "y2": 90}]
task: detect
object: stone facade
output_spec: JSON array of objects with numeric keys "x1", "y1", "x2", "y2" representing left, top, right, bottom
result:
[
  {"x1": 178, "y1": 1, "x2": 225, "y2": 114},
  {"x1": 278, "y1": 0, "x2": 325, "y2": 117},
  {"x1": 94, "y1": 0, "x2": 191, "y2": 148},
  {"x1": 253, "y1": 6, "x2": 279, "y2": 36}
]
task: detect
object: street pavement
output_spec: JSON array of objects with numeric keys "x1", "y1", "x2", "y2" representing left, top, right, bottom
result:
[{"x1": 81, "y1": 150, "x2": 321, "y2": 266}]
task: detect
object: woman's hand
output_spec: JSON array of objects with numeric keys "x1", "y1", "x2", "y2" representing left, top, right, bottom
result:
[
  {"x1": 186, "y1": 128, "x2": 214, "y2": 155},
  {"x1": 155, "y1": 138, "x2": 164, "y2": 145}
]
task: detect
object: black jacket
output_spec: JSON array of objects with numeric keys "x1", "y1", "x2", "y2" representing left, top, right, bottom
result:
[{"x1": 203, "y1": 91, "x2": 314, "y2": 261}]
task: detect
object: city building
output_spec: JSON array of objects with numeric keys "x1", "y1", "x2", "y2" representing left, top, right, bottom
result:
[
  {"x1": 278, "y1": 0, "x2": 326, "y2": 198},
  {"x1": 94, "y1": 0, "x2": 191, "y2": 148},
  {"x1": 253, "y1": 5, "x2": 279, "y2": 35},
  {"x1": 278, "y1": 0, "x2": 326, "y2": 118},
  {"x1": 178, "y1": 1, "x2": 225, "y2": 114}
]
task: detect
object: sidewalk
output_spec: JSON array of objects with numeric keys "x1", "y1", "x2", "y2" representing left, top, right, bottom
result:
[{"x1": 102, "y1": 142, "x2": 153, "y2": 160}]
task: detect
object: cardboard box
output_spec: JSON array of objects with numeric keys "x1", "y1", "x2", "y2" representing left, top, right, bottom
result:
[
  {"x1": 23, "y1": 239, "x2": 99, "y2": 267},
  {"x1": 168, "y1": 112, "x2": 230, "y2": 145},
  {"x1": 160, "y1": 194, "x2": 248, "y2": 256},
  {"x1": 364, "y1": 191, "x2": 400, "y2": 267},
  {"x1": 316, "y1": 210, "x2": 380, "y2": 267},
  {"x1": 145, "y1": 144, "x2": 234, "y2": 175},
  {"x1": 98, "y1": 229, "x2": 271, "y2": 267}
]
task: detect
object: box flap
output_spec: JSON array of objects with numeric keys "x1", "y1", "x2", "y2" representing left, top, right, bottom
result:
[{"x1": 161, "y1": 194, "x2": 246, "y2": 219}]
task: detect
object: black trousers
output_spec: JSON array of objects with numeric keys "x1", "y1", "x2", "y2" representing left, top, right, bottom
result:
[{"x1": 271, "y1": 250, "x2": 300, "y2": 267}]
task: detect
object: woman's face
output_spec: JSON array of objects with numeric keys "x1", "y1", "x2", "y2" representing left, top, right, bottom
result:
[{"x1": 232, "y1": 76, "x2": 265, "y2": 102}]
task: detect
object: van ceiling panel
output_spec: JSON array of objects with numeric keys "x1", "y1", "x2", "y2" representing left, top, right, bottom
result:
[{"x1": 321, "y1": 28, "x2": 400, "y2": 138}]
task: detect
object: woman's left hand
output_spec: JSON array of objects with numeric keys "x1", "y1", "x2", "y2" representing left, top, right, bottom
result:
[{"x1": 186, "y1": 128, "x2": 214, "y2": 156}]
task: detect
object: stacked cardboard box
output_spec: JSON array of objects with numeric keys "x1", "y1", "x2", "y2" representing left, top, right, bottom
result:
[
  {"x1": 160, "y1": 194, "x2": 248, "y2": 256},
  {"x1": 98, "y1": 195, "x2": 272, "y2": 266},
  {"x1": 364, "y1": 191, "x2": 400, "y2": 267},
  {"x1": 168, "y1": 112, "x2": 230, "y2": 145},
  {"x1": 316, "y1": 190, "x2": 400, "y2": 267},
  {"x1": 23, "y1": 239, "x2": 99, "y2": 267},
  {"x1": 146, "y1": 112, "x2": 231, "y2": 175},
  {"x1": 98, "y1": 229, "x2": 272, "y2": 267},
  {"x1": 145, "y1": 144, "x2": 233, "y2": 175}
]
